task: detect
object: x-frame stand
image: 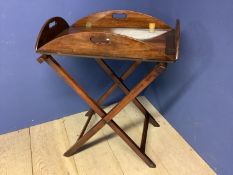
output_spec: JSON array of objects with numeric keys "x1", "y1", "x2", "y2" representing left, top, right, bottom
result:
[{"x1": 38, "y1": 54, "x2": 167, "y2": 168}]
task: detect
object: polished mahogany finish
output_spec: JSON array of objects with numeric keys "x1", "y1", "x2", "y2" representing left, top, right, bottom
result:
[
  {"x1": 73, "y1": 10, "x2": 171, "y2": 28},
  {"x1": 35, "y1": 10, "x2": 180, "y2": 62},
  {"x1": 36, "y1": 10, "x2": 180, "y2": 168}
]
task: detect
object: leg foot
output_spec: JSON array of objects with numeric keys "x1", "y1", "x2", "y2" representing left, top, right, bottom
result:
[{"x1": 147, "y1": 112, "x2": 160, "y2": 127}]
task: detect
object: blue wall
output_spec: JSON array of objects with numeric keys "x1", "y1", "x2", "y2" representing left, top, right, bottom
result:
[
  {"x1": 144, "y1": 0, "x2": 233, "y2": 175},
  {"x1": 1, "y1": 1, "x2": 232, "y2": 174}
]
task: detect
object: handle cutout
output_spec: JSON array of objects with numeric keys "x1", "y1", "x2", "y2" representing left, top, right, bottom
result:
[
  {"x1": 90, "y1": 36, "x2": 111, "y2": 45},
  {"x1": 49, "y1": 21, "x2": 57, "y2": 29},
  {"x1": 112, "y1": 13, "x2": 127, "y2": 20}
]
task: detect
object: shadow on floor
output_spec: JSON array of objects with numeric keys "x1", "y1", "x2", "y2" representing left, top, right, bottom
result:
[{"x1": 73, "y1": 117, "x2": 146, "y2": 154}]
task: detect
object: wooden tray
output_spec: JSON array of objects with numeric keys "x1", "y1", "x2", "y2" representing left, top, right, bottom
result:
[{"x1": 35, "y1": 10, "x2": 180, "y2": 62}]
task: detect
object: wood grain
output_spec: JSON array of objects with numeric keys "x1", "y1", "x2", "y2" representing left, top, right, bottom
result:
[
  {"x1": 0, "y1": 97, "x2": 216, "y2": 175},
  {"x1": 63, "y1": 111, "x2": 124, "y2": 175},
  {"x1": 30, "y1": 119, "x2": 78, "y2": 175},
  {"x1": 0, "y1": 129, "x2": 32, "y2": 175},
  {"x1": 73, "y1": 10, "x2": 171, "y2": 29},
  {"x1": 37, "y1": 31, "x2": 173, "y2": 62}
]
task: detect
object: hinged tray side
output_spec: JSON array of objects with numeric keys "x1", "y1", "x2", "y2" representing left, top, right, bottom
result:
[
  {"x1": 36, "y1": 31, "x2": 173, "y2": 61},
  {"x1": 72, "y1": 10, "x2": 171, "y2": 29},
  {"x1": 35, "y1": 17, "x2": 69, "y2": 50}
]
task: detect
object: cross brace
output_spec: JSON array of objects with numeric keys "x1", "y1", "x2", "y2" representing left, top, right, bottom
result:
[{"x1": 37, "y1": 54, "x2": 167, "y2": 168}]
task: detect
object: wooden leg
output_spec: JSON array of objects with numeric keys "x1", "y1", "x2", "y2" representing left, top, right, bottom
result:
[
  {"x1": 38, "y1": 55, "x2": 167, "y2": 168},
  {"x1": 96, "y1": 59, "x2": 160, "y2": 127},
  {"x1": 66, "y1": 118, "x2": 156, "y2": 167},
  {"x1": 63, "y1": 62, "x2": 166, "y2": 167},
  {"x1": 85, "y1": 61, "x2": 141, "y2": 117}
]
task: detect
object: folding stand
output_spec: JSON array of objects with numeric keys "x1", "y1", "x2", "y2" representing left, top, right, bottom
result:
[{"x1": 36, "y1": 10, "x2": 180, "y2": 168}]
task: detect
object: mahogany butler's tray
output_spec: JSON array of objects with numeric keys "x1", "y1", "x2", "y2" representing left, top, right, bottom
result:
[
  {"x1": 35, "y1": 10, "x2": 180, "y2": 62},
  {"x1": 35, "y1": 10, "x2": 180, "y2": 168}
]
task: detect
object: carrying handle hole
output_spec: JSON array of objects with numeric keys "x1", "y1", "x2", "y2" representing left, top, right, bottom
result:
[
  {"x1": 90, "y1": 36, "x2": 111, "y2": 45},
  {"x1": 49, "y1": 21, "x2": 57, "y2": 29},
  {"x1": 112, "y1": 13, "x2": 127, "y2": 20}
]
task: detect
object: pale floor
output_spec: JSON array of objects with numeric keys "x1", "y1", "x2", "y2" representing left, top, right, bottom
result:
[{"x1": 0, "y1": 96, "x2": 216, "y2": 175}]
